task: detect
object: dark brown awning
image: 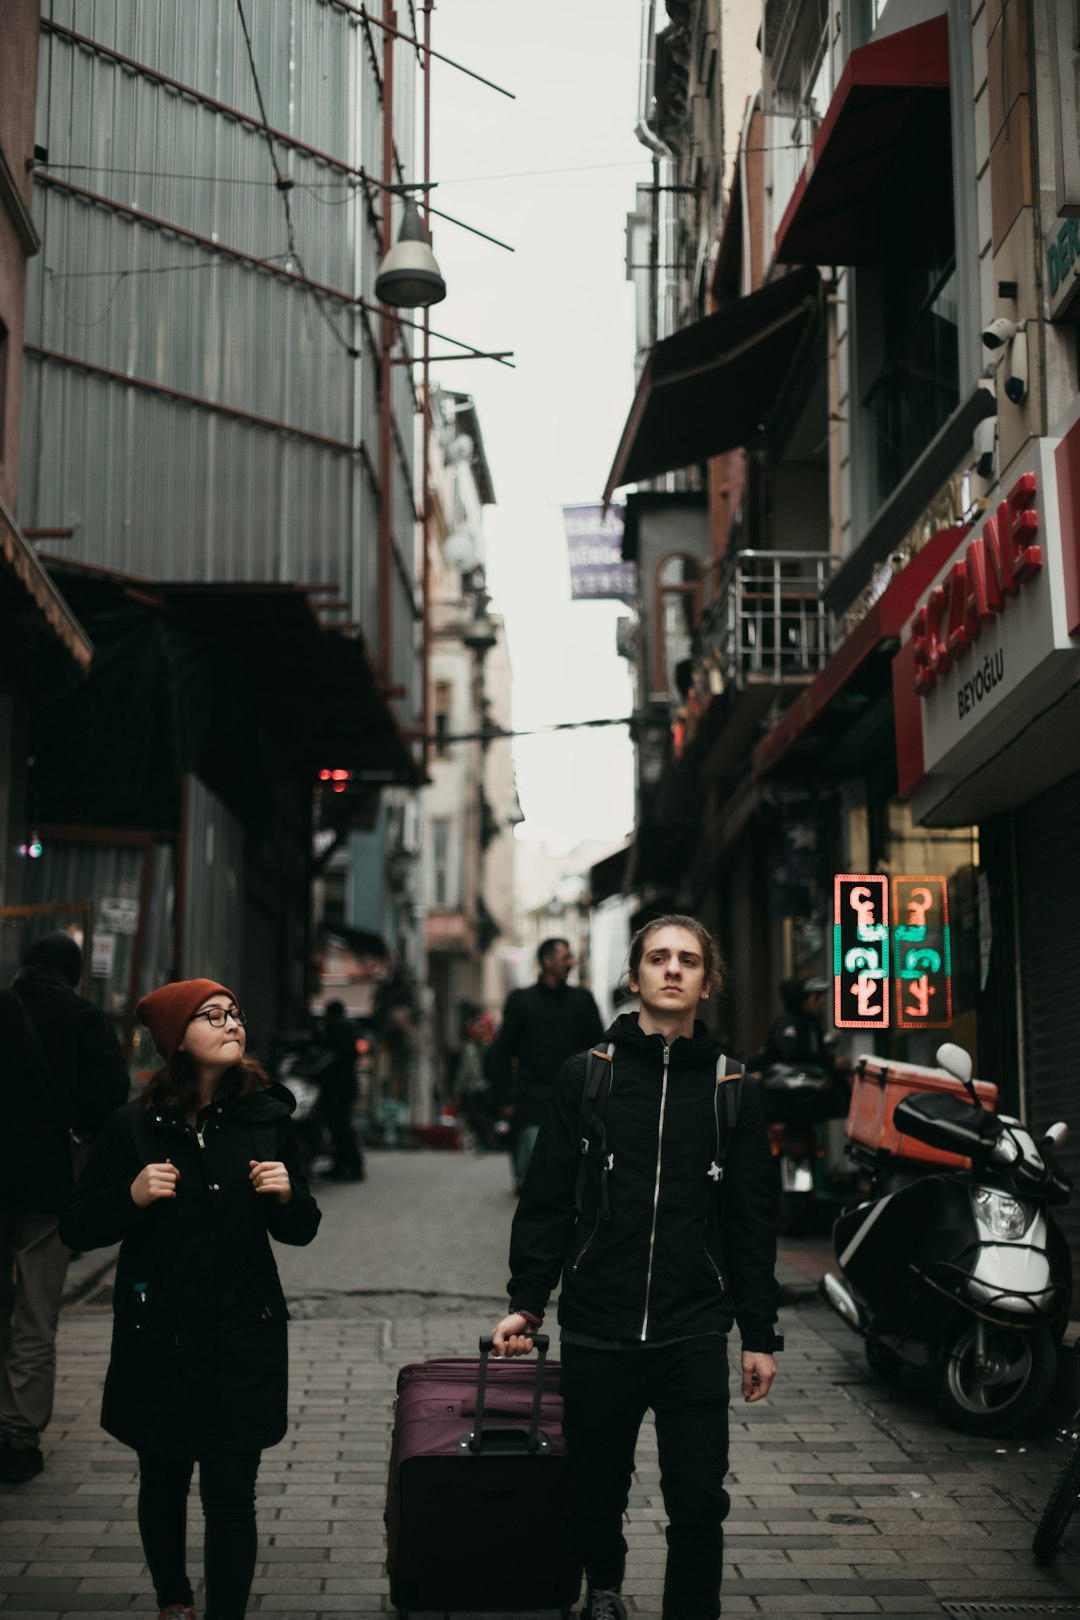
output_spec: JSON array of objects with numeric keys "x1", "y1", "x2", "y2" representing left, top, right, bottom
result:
[
  {"x1": 603, "y1": 267, "x2": 822, "y2": 505},
  {"x1": 0, "y1": 499, "x2": 92, "y2": 675}
]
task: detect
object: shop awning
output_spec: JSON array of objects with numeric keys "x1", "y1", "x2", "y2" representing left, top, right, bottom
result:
[
  {"x1": 751, "y1": 522, "x2": 969, "y2": 779},
  {"x1": 603, "y1": 266, "x2": 822, "y2": 504},
  {"x1": 0, "y1": 500, "x2": 92, "y2": 675},
  {"x1": 775, "y1": 15, "x2": 950, "y2": 267}
]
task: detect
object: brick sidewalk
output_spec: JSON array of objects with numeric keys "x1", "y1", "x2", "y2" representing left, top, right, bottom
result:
[{"x1": 1, "y1": 1283, "x2": 1079, "y2": 1618}]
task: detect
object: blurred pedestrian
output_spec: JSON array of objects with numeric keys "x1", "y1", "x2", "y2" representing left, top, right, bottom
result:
[
  {"x1": 456, "y1": 1011, "x2": 496, "y2": 1153},
  {"x1": 59, "y1": 980, "x2": 321, "y2": 1620},
  {"x1": 0, "y1": 931, "x2": 129, "y2": 1484},
  {"x1": 315, "y1": 1000, "x2": 365, "y2": 1181},
  {"x1": 491, "y1": 915, "x2": 781, "y2": 1620},
  {"x1": 485, "y1": 939, "x2": 603, "y2": 1194}
]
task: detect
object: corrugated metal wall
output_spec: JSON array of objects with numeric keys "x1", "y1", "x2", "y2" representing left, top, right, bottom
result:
[{"x1": 22, "y1": 0, "x2": 422, "y2": 731}]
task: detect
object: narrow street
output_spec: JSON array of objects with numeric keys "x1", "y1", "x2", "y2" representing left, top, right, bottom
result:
[{"x1": 1, "y1": 1149, "x2": 1077, "y2": 1619}]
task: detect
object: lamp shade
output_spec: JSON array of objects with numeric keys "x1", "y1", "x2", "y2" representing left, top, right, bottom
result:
[{"x1": 375, "y1": 195, "x2": 447, "y2": 309}]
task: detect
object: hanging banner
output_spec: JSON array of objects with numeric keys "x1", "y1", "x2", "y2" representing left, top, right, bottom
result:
[
  {"x1": 833, "y1": 874, "x2": 890, "y2": 1030},
  {"x1": 563, "y1": 504, "x2": 637, "y2": 605},
  {"x1": 893, "y1": 875, "x2": 952, "y2": 1029}
]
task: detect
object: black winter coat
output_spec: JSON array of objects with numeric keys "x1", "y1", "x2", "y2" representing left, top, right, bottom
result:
[
  {"x1": 0, "y1": 968, "x2": 131, "y2": 1214},
  {"x1": 485, "y1": 981, "x2": 604, "y2": 1127},
  {"x1": 508, "y1": 1014, "x2": 781, "y2": 1352},
  {"x1": 59, "y1": 1081, "x2": 320, "y2": 1459}
]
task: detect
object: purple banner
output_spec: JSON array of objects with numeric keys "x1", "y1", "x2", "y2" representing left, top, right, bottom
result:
[{"x1": 563, "y1": 504, "x2": 637, "y2": 606}]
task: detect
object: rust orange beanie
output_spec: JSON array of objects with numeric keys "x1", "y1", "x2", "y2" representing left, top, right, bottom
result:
[{"x1": 136, "y1": 978, "x2": 236, "y2": 1059}]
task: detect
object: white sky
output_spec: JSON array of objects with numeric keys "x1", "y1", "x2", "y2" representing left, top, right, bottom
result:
[{"x1": 428, "y1": 2, "x2": 652, "y2": 852}]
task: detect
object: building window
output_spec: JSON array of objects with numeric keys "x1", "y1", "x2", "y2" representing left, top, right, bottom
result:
[
  {"x1": 434, "y1": 681, "x2": 452, "y2": 757},
  {"x1": 432, "y1": 817, "x2": 451, "y2": 908},
  {"x1": 654, "y1": 553, "x2": 702, "y2": 698}
]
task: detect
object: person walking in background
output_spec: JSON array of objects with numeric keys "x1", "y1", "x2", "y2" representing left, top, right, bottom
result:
[
  {"x1": 59, "y1": 980, "x2": 321, "y2": 1620},
  {"x1": 455, "y1": 1010, "x2": 496, "y2": 1153},
  {"x1": 314, "y1": 1000, "x2": 365, "y2": 1181},
  {"x1": 491, "y1": 915, "x2": 781, "y2": 1620},
  {"x1": 0, "y1": 931, "x2": 129, "y2": 1484},
  {"x1": 485, "y1": 938, "x2": 603, "y2": 1195}
]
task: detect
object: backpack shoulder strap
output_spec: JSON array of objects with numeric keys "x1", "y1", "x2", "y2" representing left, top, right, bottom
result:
[
  {"x1": 708, "y1": 1053, "x2": 745, "y2": 1184},
  {"x1": 574, "y1": 1043, "x2": 615, "y2": 1218}
]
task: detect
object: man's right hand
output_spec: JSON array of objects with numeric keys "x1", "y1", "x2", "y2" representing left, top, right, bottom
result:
[
  {"x1": 130, "y1": 1160, "x2": 179, "y2": 1208},
  {"x1": 491, "y1": 1313, "x2": 534, "y2": 1356}
]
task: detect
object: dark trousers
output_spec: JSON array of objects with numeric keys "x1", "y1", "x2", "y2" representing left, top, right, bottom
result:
[
  {"x1": 560, "y1": 1338, "x2": 731, "y2": 1620},
  {"x1": 319, "y1": 1089, "x2": 363, "y2": 1177},
  {"x1": 137, "y1": 1450, "x2": 261, "y2": 1620}
]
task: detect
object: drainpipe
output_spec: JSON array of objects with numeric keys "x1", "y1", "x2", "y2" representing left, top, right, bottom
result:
[
  {"x1": 634, "y1": 0, "x2": 670, "y2": 157},
  {"x1": 379, "y1": 0, "x2": 396, "y2": 682},
  {"x1": 421, "y1": 0, "x2": 432, "y2": 779}
]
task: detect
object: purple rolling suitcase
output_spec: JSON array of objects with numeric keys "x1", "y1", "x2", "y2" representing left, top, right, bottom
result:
[{"x1": 385, "y1": 1334, "x2": 582, "y2": 1617}]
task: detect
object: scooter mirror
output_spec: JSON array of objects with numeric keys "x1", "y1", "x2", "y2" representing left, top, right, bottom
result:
[
  {"x1": 1044, "y1": 1121, "x2": 1069, "y2": 1148},
  {"x1": 935, "y1": 1043, "x2": 973, "y2": 1085}
]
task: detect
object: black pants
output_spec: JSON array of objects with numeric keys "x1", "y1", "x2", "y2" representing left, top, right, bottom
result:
[
  {"x1": 137, "y1": 1450, "x2": 261, "y2": 1620},
  {"x1": 560, "y1": 1338, "x2": 730, "y2": 1620}
]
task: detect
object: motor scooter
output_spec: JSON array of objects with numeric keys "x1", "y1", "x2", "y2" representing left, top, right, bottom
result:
[
  {"x1": 758, "y1": 1062, "x2": 839, "y2": 1235},
  {"x1": 821, "y1": 1043, "x2": 1072, "y2": 1436}
]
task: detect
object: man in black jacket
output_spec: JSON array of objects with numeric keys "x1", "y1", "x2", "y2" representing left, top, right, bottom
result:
[
  {"x1": 492, "y1": 915, "x2": 781, "y2": 1620},
  {"x1": 0, "y1": 932, "x2": 130, "y2": 1482},
  {"x1": 485, "y1": 938, "x2": 603, "y2": 1194}
]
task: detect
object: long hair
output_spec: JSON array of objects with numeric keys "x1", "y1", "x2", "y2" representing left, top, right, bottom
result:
[
  {"x1": 627, "y1": 913, "x2": 725, "y2": 993},
  {"x1": 141, "y1": 1048, "x2": 270, "y2": 1116}
]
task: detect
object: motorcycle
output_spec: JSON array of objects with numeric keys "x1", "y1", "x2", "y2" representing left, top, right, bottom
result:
[
  {"x1": 270, "y1": 1032, "x2": 332, "y2": 1174},
  {"x1": 821, "y1": 1043, "x2": 1072, "y2": 1436},
  {"x1": 758, "y1": 1062, "x2": 841, "y2": 1236}
]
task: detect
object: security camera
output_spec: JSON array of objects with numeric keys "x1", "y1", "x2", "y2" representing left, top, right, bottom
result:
[
  {"x1": 1004, "y1": 328, "x2": 1028, "y2": 404},
  {"x1": 973, "y1": 415, "x2": 997, "y2": 479},
  {"x1": 982, "y1": 316, "x2": 1021, "y2": 351}
]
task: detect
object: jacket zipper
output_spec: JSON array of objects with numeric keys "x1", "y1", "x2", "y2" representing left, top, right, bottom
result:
[
  {"x1": 640, "y1": 1042, "x2": 671, "y2": 1341},
  {"x1": 704, "y1": 1240, "x2": 725, "y2": 1289}
]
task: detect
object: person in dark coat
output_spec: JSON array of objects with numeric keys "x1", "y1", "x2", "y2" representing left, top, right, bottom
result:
[
  {"x1": 485, "y1": 938, "x2": 603, "y2": 1194},
  {"x1": 314, "y1": 1000, "x2": 364, "y2": 1180},
  {"x1": 60, "y1": 979, "x2": 321, "y2": 1620},
  {"x1": 760, "y1": 975, "x2": 831, "y2": 1069},
  {"x1": 0, "y1": 931, "x2": 129, "y2": 1484},
  {"x1": 490, "y1": 915, "x2": 781, "y2": 1620}
]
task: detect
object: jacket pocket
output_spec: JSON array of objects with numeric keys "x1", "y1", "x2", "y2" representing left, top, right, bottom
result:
[
  {"x1": 569, "y1": 1213, "x2": 601, "y2": 1278},
  {"x1": 703, "y1": 1241, "x2": 726, "y2": 1289}
]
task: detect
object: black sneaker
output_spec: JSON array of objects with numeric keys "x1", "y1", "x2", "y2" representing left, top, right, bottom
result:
[
  {"x1": 0, "y1": 1439, "x2": 44, "y2": 1484},
  {"x1": 584, "y1": 1590, "x2": 627, "y2": 1620}
]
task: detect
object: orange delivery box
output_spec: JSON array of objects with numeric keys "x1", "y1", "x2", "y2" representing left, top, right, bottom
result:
[{"x1": 847, "y1": 1055, "x2": 999, "y2": 1169}]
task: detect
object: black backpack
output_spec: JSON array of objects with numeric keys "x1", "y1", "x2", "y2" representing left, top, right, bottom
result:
[{"x1": 574, "y1": 1043, "x2": 745, "y2": 1219}]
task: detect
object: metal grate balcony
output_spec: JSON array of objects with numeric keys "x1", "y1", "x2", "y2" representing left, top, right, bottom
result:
[{"x1": 698, "y1": 549, "x2": 838, "y2": 692}]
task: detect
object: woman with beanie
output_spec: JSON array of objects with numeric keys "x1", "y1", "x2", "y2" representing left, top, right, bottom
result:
[{"x1": 60, "y1": 980, "x2": 321, "y2": 1620}]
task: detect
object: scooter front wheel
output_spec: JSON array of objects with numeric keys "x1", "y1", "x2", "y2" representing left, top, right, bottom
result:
[
  {"x1": 1033, "y1": 1438, "x2": 1080, "y2": 1561},
  {"x1": 936, "y1": 1321, "x2": 1056, "y2": 1437}
]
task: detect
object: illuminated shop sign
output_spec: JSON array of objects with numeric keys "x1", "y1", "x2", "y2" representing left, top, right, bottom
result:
[
  {"x1": 834, "y1": 875, "x2": 889, "y2": 1030},
  {"x1": 833, "y1": 874, "x2": 952, "y2": 1032},
  {"x1": 911, "y1": 472, "x2": 1042, "y2": 697},
  {"x1": 892, "y1": 875, "x2": 952, "y2": 1030}
]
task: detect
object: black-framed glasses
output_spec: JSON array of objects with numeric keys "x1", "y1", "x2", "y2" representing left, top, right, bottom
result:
[{"x1": 189, "y1": 1005, "x2": 246, "y2": 1029}]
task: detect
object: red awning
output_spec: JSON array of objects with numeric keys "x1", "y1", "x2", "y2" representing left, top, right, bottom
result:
[
  {"x1": 775, "y1": 15, "x2": 951, "y2": 267},
  {"x1": 603, "y1": 267, "x2": 822, "y2": 504},
  {"x1": 751, "y1": 523, "x2": 968, "y2": 779}
]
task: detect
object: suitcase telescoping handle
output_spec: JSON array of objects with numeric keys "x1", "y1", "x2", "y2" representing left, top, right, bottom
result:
[{"x1": 469, "y1": 1333, "x2": 550, "y2": 1454}]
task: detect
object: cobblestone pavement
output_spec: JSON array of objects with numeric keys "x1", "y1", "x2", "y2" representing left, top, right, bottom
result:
[{"x1": 2, "y1": 1150, "x2": 1079, "y2": 1618}]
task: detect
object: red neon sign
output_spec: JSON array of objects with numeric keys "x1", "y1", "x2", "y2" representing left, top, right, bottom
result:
[{"x1": 912, "y1": 472, "x2": 1042, "y2": 696}]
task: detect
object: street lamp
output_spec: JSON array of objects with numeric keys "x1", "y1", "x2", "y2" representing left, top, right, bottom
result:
[{"x1": 375, "y1": 193, "x2": 447, "y2": 309}]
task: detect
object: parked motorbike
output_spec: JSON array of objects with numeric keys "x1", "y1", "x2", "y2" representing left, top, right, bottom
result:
[
  {"x1": 758, "y1": 1062, "x2": 838, "y2": 1235},
  {"x1": 1032, "y1": 1385, "x2": 1080, "y2": 1560},
  {"x1": 821, "y1": 1043, "x2": 1072, "y2": 1436},
  {"x1": 271, "y1": 1032, "x2": 331, "y2": 1174}
]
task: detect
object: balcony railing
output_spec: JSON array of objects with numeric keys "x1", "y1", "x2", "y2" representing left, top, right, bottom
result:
[{"x1": 697, "y1": 550, "x2": 838, "y2": 692}]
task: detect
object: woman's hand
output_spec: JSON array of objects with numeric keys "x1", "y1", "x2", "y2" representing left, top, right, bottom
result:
[
  {"x1": 249, "y1": 1159, "x2": 292, "y2": 1205},
  {"x1": 491, "y1": 1313, "x2": 534, "y2": 1356},
  {"x1": 130, "y1": 1159, "x2": 179, "y2": 1208}
]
